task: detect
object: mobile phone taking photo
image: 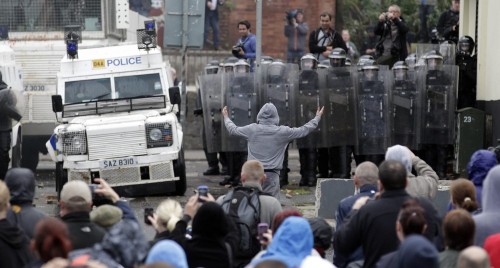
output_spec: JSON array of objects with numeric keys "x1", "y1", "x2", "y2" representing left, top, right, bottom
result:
[
  {"x1": 258, "y1": 223, "x2": 269, "y2": 242},
  {"x1": 197, "y1": 185, "x2": 209, "y2": 202},
  {"x1": 144, "y1": 207, "x2": 154, "y2": 225}
]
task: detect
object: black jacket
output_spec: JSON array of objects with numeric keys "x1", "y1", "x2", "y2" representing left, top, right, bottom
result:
[
  {"x1": 62, "y1": 211, "x2": 106, "y2": 250},
  {"x1": 308, "y1": 27, "x2": 348, "y2": 59},
  {"x1": 0, "y1": 218, "x2": 33, "y2": 267},
  {"x1": 374, "y1": 17, "x2": 409, "y2": 60},
  {"x1": 437, "y1": 9, "x2": 459, "y2": 44}
]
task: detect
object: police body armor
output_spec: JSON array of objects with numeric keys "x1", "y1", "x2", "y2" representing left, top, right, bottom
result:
[
  {"x1": 222, "y1": 72, "x2": 258, "y2": 152},
  {"x1": 296, "y1": 69, "x2": 321, "y2": 149},
  {"x1": 391, "y1": 71, "x2": 420, "y2": 149},
  {"x1": 419, "y1": 65, "x2": 457, "y2": 145},
  {"x1": 322, "y1": 67, "x2": 356, "y2": 147},
  {"x1": 354, "y1": 69, "x2": 392, "y2": 155}
]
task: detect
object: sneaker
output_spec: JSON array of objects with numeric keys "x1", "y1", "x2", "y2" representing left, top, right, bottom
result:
[{"x1": 203, "y1": 166, "x2": 220, "y2": 176}]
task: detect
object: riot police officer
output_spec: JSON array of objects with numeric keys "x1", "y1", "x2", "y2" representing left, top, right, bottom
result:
[
  {"x1": 0, "y1": 72, "x2": 22, "y2": 179},
  {"x1": 297, "y1": 53, "x2": 320, "y2": 186},
  {"x1": 456, "y1": 35, "x2": 477, "y2": 109}
]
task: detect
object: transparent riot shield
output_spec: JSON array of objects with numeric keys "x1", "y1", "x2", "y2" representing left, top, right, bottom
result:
[
  {"x1": 390, "y1": 70, "x2": 421, "y2": 150},
  {"x1": 419, "y1": 65, "x2": 458, "y2": 145},
  {"x1": 222, "y1": 72, "x2": 258, "y2": 152},
  {"x1": 354, "y1": 69, "x2": 392, "y2": 155},
  {"x1": 199, "y1": 73, "x2": 224, "y2": 153},
  {"x1": 321, "y1": 67, "x2": 356, "y2": 147},
  {"x1": 416, "y1": 43, "x2": 456, "y2": 65},
  {"x1": 260, "y1": 63, "x2": 298, "y2": 127},
  {"x1": 295, "y1": 69, "x2": 322, "y2": 149},
  {"x1": 0, "y1": 87, "x2": 24, "y2": 131}
]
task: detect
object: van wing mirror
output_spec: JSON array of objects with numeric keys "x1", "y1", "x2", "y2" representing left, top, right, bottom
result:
[
  {"x1": 168, "y1": 86, "x2": 181, "y2": 105},
  {"x1": 52, "y1": 95, "x2": 63, "y2": 113}
]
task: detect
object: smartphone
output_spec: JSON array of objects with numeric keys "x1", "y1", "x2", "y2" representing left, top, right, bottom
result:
[
  {"x1": 258, "y1": 223, "x2": 269, "y2": 242},
  {"x1": 197, "y1": 185, "x2": 209, "y2": 202},
  {"x1": 88, "y1": 184, "x2": 98, "y2": 198},
  {"x1": 144, "y1": 207, "x2": 154, "y2": 225}
]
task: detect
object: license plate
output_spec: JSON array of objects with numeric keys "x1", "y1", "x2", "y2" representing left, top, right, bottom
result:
[{"x1": 99, "y1": 157, "x2": 138, "y2": 169}]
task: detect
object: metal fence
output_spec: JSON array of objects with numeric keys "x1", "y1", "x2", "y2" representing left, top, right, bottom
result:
[{"x1": 0, "y1": 0, "x2": 103, "y2": 34}]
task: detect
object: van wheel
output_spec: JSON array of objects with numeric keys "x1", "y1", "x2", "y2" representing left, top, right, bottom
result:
[{"x1": 173, "y1": 148, "x2": 186, "y2": 195}]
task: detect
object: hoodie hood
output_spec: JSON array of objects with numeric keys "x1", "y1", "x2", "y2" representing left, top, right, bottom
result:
[
  {"x1": 397, "y1": 235, "x2": 439, "y2": 268},
  {"x1": 257, "y1": 103, "x2": 280, "y2": 126},
  {"x1": 252, "y1": 216, "x2": 313, "y2": 268},
  {"x1": 467, "y1": 150, "x2": 498, "y2": 186},
  {"x1": 0, "y1": 219, "x2": 28, "y2": 249},
  {"x1": 481, "y1": 165, "x2": 500, "y2": 212},
  {"x1": 192, "y1": 201, "x2": 228, "y2": 238},
  {"x1": 146, "y1": 240, "x2": 188, "y2": 268},
  {"x1": 5, "y1": 168, "x2": 36, "y2": 203}
]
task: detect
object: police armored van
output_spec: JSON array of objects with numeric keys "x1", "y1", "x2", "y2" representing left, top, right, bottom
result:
[{"x1": 47, "y1": 41, "x2": 186, "y2": 196}]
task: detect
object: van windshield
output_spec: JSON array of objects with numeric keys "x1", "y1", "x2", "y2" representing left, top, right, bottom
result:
[
  {"x1": 65, "y1": 78, "x2": 112, "y2": 103},
  {"x1": 115, "y1": 73, "x2": 163, "y2": 98}
]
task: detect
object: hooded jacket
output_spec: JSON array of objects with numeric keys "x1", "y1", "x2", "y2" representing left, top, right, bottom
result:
[
  {"x1": 224, "y1": 103, "x2": 320, "y2": 170},
  {"x1": 5, "y1": 168, "x2": 47, "y2": 239},
  {"x1": 0, "y1": 218, "x2": 33, "y2": 267},
  {"x1": 467, "y1": 150, "x2": 498, "y2": 206},
  {"x1": 474, "y1": 165, "x2": 500, "y2": 246}
]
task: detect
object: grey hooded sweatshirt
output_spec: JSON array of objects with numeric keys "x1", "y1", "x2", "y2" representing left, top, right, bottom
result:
[
  {"x1": 474, "y1": 165, "x2": 500, "y2": 246},
  {"x1": 224, "y1": 103, "x2": 320, "y2": 170}
]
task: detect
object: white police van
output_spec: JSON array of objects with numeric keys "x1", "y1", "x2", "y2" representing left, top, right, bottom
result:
[{"x1": 47, "y1": 44, "x2": 186, "y2": 196}]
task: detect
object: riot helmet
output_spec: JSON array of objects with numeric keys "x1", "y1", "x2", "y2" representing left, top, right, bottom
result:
[
  {"x1": 261, "y1": 55, "x2": 274, "y2": 64},
  {"x1": 345, "y1": 57, "x2": 352, "y2": 66},
  {"x1": 424, "y1": 50, "x2": 444, "y2": 71},
  {"x1": 222, "y1": 57, "x2": 238, "y2": 73},
  {"x1": 361, "y1": 60, "x2": 379, "y2": 81},
  {"x1": 234, "y1": 59, "x2": 250, "y2": 73},
  {"x1": 392, "y1": 61, "x2": 409, "y2": 81},
  {"x1": 357, "y1": 55, "x2": 375, "y2": 72},
  {"x1": 405, "y1": 53, "x2": 417, "y2": 69},
  {"x1": 457, "y1": 35, "x2": 475, "y2": 56},
  {"x1": 268, "y1": 60, "x2": 286, "y2": 79},
  {"x1": 300, "y1": 53, "x2": 318, "y2": 70},
  {"x1": 439, "y1": 40, "x2": 455, "y2": 63},
  {"x1": 328, "y1": 48, "x2": 347, "y2": 67},
  {"x1": 204, "y1": 60, "x2": 220, "y2": 75},
  {"x1": 318, "y1": 59, "x2": 330, "y2": 69}
]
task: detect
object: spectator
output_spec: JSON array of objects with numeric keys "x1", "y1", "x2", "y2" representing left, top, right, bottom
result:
[
  {"x1": 334, "y1": 161, "x2": 378, "y2": 268},
  {"x1": 222, "y1": 103, "x2": 323, "y2": 198},
  {"x1": 436, "y1": 0, "x2": 460, "y2": 44},
  {"x1": 271, "y1": 208, "x2": 302, "y2": 234},
  {"x1": 439, "y1": 209, "x2": 475, "y2": 268},
  {"x1": 90, "y1": 204, "x2": 123, "y2": 229},
  {"x1": 374, "y1": 4, "x2": 409, "y2": 68},
  {"x1": 29, "y1": 217, "x2": 73, "y2": 268},
  {"x1": 308, "y1": 12, "x2": 347, "y2": 61},
  {"x1": 473, "y1": 165, "x2": 500, "y2": 246},
  {"x1": 341, "y1": 29, "x2": 359, "y2": 61},
  {"x1": 418, "y1": 0, "x2": 436, "y2": 43},
  {"x1": 484, "y1": 233, "x2": 500, "y2": 268},
  {"x1": 449, "y1": 178, "x2": 480, "y2": 214},
  {"x1": 380, "y1": 235, "x2": 439, "y2": 268},
  {"x1": 466, "y1": 149, "x2": 497, "y2": 207},
  {"x1": 146, "y1": 240, "x2": 188, "y2": 268},
  {"x1": 204, "y1": 0, "x2": 220, "y2": 50},
  {"x1": 148, "y1": 199, "x2": 183, "y2": 246},
  {"x1": 307, "y1": 217, "x2": 333, "y2": 259},
  {"x1": 284, "y1": 9, "x2": 309, "y2": 64},
  {"x1": 0, "y1": 180, "x2": 33, "y2": 267},
  {"x1": 5, "y1": 168, "x2": 47, "y2": 239},
  {"x1": 361, "y1": 26, "x2": 378, "y2": 58},
  {"x1": 59, "y1": 180, "x2": 106, "y2": 250},
  {"x1": 457, "y1": 246, "x2": 491, "y2": 268},
  {"x1": 233, "y1": 20, "x2": 256, "y2": 69},
  {"x1": 385, "y1": 144, "x2": 438, "y2": 199}
]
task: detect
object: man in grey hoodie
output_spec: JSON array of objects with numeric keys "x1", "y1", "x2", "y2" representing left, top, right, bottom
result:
[{"x1": 223, "y1": 103, "x2": 324, "y2": 198}]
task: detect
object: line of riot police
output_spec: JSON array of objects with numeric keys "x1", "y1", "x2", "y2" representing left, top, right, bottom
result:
[{"x1": 197, "y1": 45, "x2": 458, "y2": 186}]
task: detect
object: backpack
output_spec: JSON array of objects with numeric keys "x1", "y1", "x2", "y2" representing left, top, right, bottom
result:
[{"x1": 221, "y1": 187, "x2": 262, "y2": 260}]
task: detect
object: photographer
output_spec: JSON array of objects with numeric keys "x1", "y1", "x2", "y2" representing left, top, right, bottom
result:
[
  {"x1": 437, "y1": 0, "x2": 460, "y2": 44},
  {"x1": 308, "y1": 12, "x2": 347, "y2": 61},
  {"x1": 284, "y1": 9, "x2": 309, "y2": 64},
  {"x1": 374, "y1": 4, "x2": 409, "y2": 68},
  {"x1": 232, "y1": 20, "x2": 256, "y2": 71}
]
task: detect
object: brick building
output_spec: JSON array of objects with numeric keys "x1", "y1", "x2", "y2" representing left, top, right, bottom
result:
[{"x1": 214, "y1": 0, "x2": 337, "y2": 60}]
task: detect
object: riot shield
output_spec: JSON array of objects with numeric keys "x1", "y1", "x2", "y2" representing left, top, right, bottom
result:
[
  {"x1": 416, "y1": 43, "x2": 456, "y2": 65},
  {"x1": 418, "y1": 65, "x2": 458, "y2": 145},
  {"x1": 354, "y1": 69, "x2": 392, "y2": 155},
  {"x1": 390, "y1": 70, "x2": 421, "y2": 149},
  {"x1": 199, "y1": 73, "x2": 224, "y2": 153},
  {"x1": 259, "y1": 63, "x2": 298, "y2": 127},
  {"x1": 321, "y1": 67, "x2": 356, "y2": 147},
  {"x1": 0, "y1": 87, "x2": 24, "y2": 131},
  {"x1": 222, "y1": 72, "x2": 258, "y2": 152},
  {"x1": 295, "y1": 69, "x2": 322, "y2": 149}
]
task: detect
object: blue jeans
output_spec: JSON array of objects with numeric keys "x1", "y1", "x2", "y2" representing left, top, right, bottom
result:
[
  {"x1": 419, "y1": 5, "x2": 434, "y2": 42},
  {"x1": 204, "y1": 10, "x2": 219, "y2": 49},
  {"x1": 287, "y1": 50, "x2": 305, "y2": 64}
]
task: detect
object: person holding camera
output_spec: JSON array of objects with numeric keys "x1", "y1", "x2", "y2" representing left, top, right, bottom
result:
[
  {"x1": 374, "y1": 4, "x2": 409, "y2": 68},
  {"x1": 232, "y1": 20, "x2": 256, "y2": 71},
  {"x1": 437, "y1": 0, "x2": 460, "y2": 44},
  {"x1": 284, "y1": 9, "x2": 309, "y2": 64},
  {"x1": 308, "y1": 12, "x2": 347, "y2": 61}
]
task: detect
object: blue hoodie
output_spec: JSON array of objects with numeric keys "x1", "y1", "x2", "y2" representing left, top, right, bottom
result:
[
  {"x1": 224, "y1": 103, "x2": 320, "y2": 170},
  {"x1": 251, "y1": 216, "x2": 313, "y2": 268},
  {"x1": 467, "y1": 150, "x2": 498, "y2": 206}
]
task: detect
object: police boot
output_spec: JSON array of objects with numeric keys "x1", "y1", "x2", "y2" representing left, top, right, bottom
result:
[
  {"x1": 279, "y1": 168, "x2": 289, "y2": 188},
  {"x1": 317, "y1": 148, "x2": 330, "y2": 178}
]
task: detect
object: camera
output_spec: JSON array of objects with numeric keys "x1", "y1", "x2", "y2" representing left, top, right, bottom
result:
[
  {"x1": 197, "y1": 185, "x2": 209, "y2": 202},
  {"x1": 285, "y1": 9, "x2": 302, "y2": 25},
  {"x1": 232, "y1": 44, "x2": 244, "y2": 58},
  {"x1": 144, "y1": 207, "x2": 154, "y2": 225}
]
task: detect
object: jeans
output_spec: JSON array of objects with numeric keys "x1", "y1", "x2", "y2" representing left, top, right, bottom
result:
[
  {"x1": 419, "y1": 5, "x2": 434, "y2": 42},
  {"x1": 204, "y1": 10, "x2": 219, "y2": 49},
  {"x1": 287, "y1": 50, "x2": 305, "y2": 64}
]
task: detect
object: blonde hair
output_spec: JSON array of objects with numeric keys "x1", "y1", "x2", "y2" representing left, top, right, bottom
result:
[
  {"x1": 241, "y1": 160, "x2": 265, "y2": 182},
  {"x1": 0, "y1": 181, "x2": 10, "y2": 212},
  {"x1": 156, "y1": 199, "x2": 183, "y2": 232}
]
